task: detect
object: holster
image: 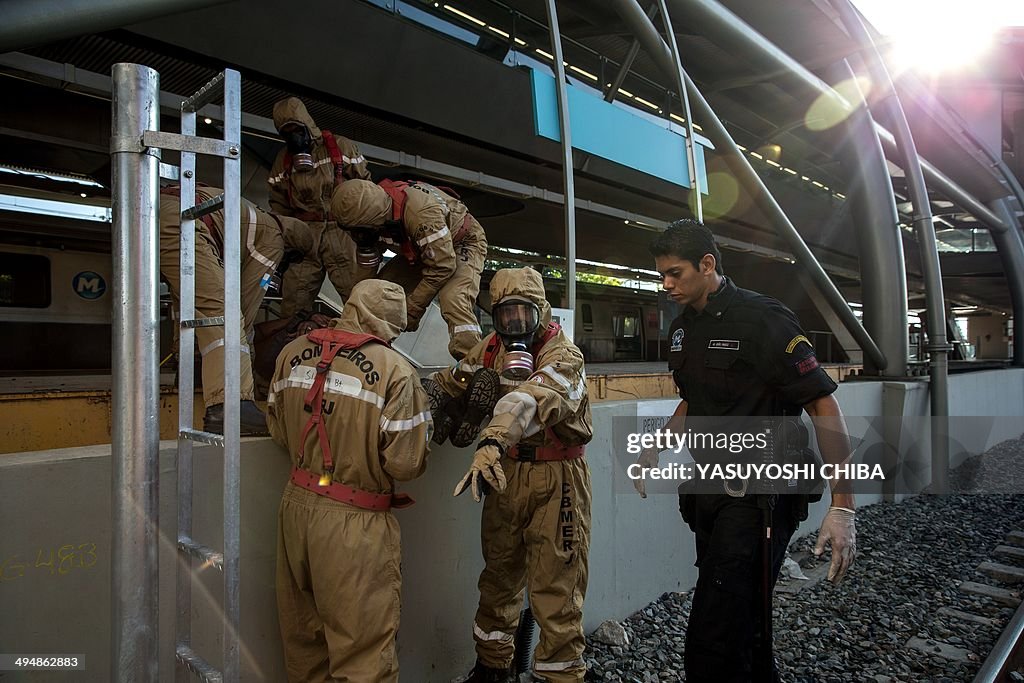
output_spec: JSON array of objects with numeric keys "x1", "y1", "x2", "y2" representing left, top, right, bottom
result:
[{"x1": 677, "y1": 479, "x2": 698, "y2": 530}]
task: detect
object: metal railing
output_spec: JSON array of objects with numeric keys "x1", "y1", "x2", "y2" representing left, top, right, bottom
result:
[
  {"x1": 112, "y1": 64, "x2": 243, "y2": 682},
  {"x1": 111, "y1": 61, "x2": 243, "y2": 683}
]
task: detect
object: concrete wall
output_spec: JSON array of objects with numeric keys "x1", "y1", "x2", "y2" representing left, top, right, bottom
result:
[{"x1": 2, "y1": 369, "x2": 1023, "y2": 681}]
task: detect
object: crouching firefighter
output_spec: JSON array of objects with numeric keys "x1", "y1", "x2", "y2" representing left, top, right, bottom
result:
[
  {"x1": 330, "y1": 178, "x2": 488, "y2": 360},
  {"x1": 267, "y1": 279, "x2": 432, "y2": 683},
  {"x1": 425, "y1": 267, "x2": 593, "y2": 683}
]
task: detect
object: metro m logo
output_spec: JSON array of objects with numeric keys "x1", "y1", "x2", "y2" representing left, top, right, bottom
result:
[{"x1": 72, "y1": 271, "x2": 106, "y2": 300}]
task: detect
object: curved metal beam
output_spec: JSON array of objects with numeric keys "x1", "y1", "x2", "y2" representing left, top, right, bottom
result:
[
  {"x1": 0, "y1": 0, "x2": 232, "y2": 53},
  {"x1": 608, "y1": 0, "x2": 888, "y2": 370},
  {"x1": 667, "y1": 0, "x2": 1007, "y2": 233},
  {"x1": 655, "y1": 0, "x2": 702, "y2": 220},
  {"x1": 543, "y1": 0, "x2": 577, "y2": 310},
  {"x1": 989, "y1": 199, "x2": 1024, "y2": 367},
  {"x1": 835, "y1": 1, "x2": 950, "y2": 493},
  {"x1": 827, "y1": 60, "x2": 908, "y2": 376}
]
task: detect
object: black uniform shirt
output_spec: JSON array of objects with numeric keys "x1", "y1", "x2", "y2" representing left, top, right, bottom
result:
[{"x1": 668, "y1": 277, "x2": 837, "y2": 419}]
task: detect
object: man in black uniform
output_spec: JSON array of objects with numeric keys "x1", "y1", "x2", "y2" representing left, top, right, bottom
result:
[{"x1": 637, "y1": 220, "x2": 856, "y2": 682}]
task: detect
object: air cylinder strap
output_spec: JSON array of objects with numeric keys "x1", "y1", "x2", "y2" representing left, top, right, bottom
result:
[{"x1": 296, "y1": 328, "x2": 389, "y2": 479}]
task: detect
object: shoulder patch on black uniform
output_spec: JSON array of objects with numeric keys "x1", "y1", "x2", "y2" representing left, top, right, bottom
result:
[
  {"x1": 796, "y1": 356, "x2": 820, "y2": 375},
  {"x1": 785, "y1": 335, "x2": 811, "y2": 353},
  {"x1": 670, "y1": 328, "x2": 684, "y2": 352}
]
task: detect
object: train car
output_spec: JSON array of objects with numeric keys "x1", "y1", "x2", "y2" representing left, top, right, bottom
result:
[{"x1": 0, "y1": 243, "x2": 113, "y2": 376}]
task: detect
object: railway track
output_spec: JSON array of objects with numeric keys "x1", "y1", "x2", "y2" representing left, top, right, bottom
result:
[{"x1": 971, "y1": 531, "x2": 1024, "y2": 682}]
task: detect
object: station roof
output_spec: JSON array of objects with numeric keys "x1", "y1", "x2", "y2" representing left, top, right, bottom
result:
[{"x1": 0, "y1": 0, "x2": 1019, "y2": 312}]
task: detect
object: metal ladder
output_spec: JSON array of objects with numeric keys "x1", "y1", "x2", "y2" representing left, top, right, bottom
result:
[{"x1": 148, "y1": 68, "x2": 243, "y2": 682}]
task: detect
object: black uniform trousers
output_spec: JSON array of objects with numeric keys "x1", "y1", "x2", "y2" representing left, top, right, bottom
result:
[{"x1": 681, "y1": 491, "x2": 798, "y2": 683}]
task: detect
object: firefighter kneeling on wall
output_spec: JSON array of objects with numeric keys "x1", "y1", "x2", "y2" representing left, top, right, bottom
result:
[
  {"x1": 159, "y1": 185, "x2": 315, "y2": 435},
  {"x1": 425, "y1": 267, "x2": 593, "y2": 683},
  {"x1": 267, "y1": 279, "x2": 432, "y2": 683}
]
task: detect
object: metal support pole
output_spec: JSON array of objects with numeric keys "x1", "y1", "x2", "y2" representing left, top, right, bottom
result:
[
  {"x1": 220, "y1": 68, "x2": 242, "y2": 681},
  {"x1": 605, "y1": 3, "x2": 658, "y2": 103},
  {"x1": 608, "y1": 0, "x2": 887, "y2": 370},
  {"x1": 110, "y1": 62, "x2": 161, "y2": 683},
  {"x1": 989, "y1": 198, "x2": 1024, "y2": 366},
  {"x1": 827, "y1": 60, "x2": 908, "y2": 376},
  {"x1": 654, "y1": 0, "x2": 702, "y2": 221},
  {"x1": 834, "y1": 0, "x2": 948, "y2": 492},
  {"x1": 544, "y1": 0, "x2": 576, "y2": 310}
]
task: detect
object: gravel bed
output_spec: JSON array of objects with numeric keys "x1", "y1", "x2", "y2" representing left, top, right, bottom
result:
[{"x1": 585, "y1": 436, "x2": 1024, "y2": 682}]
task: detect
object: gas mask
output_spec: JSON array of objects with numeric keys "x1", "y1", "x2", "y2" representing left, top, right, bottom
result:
[
  {"x1": 492, "y1": 298, "x2": 541, "y2": 381},
  {"x1": 283, "y1": 127, "x2": 314, "y2": 173},
  {"x1": 349, "y1": 226, "x2": 382, "y2": 270}
]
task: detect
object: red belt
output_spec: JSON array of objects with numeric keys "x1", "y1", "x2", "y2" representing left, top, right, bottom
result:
[
  {"x1": 507, "y1": 443, "x2": 585, "y2": 462},
  {"x1": 290, "y1": 467, "x2": 414, "y2": 511}
]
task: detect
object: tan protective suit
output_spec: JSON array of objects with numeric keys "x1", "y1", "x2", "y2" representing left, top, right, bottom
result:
[
  {"x1": 269, "y1": 97, "x2": 373, "y2": 314},
  {"x1": 268, "y1": 279, "x2": 432, "y2": 683},
  {"x1": 332, "y1": 179, "x2": 487, "y2": 360},
  {"x1": 159, "y1": 187, "x2": 313, "y2": 406},
  {"x1": 433, "y1": 268, "x2": 593, "y2": 682}
]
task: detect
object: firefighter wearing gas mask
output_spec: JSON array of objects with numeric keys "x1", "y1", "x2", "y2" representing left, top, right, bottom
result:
[
  {"x1": 159, "y1": 185, "x2": 315, "y2": 435},
  {"x1": 330, "y1": 178, "x2": 487, "y2": 360},
  {"x1": 426, "y1": 268, "x2": 593, "y2": 683},
  {"x1": 268, "y1": 97, "x2": 373, "y2": 315}
]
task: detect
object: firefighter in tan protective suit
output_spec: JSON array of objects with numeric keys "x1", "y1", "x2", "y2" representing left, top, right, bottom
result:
[
  {"x1": 268, "y1": 278, "x2": 432, "y2": 683},
  {"x1": 425, "y1": 268, "x2": 593, "y2": 683},
  {"x1": 159, "y1": 185, "x2": 314, "y2": 434},
  {"x1": 330, "y1": 178, "x2": 487, "y2": 360},
  {"x1": 268, "y1": 97, "x2": 373, "y2": 314}
]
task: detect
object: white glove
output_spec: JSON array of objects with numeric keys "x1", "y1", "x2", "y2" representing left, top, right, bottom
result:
[
  {"x1": 453, "y1": 444, "x2": 507, "y2": 502},
  {"x1": 813, "y1": 506, "x2": 856, "y2": 583},
  {"x1": 634, "y1": 447, "x2": 660, "y2": 499}
]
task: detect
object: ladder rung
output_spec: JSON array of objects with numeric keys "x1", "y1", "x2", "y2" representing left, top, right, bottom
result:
[
  {"x1": 179, "y1": 428, "x2": 225, "y2": 447},
  {"x1": 182, "y1": 193, "x2": 225, "y2": 221},
  {"x1": 159, "y1": 162, "x2": 180, "y2": 181},
  {"x1": 178, "y1": 535, "x2": 224, "y2": 571},
  {"x1": 181, "y1": 72, "x2": 226, "y2": 113},
  {"x1": 181, "y1": 316, "x2": 225, "y2": 328},
  {"x1": 176, "y1": 644, "x2": 222, "y2": 682}
]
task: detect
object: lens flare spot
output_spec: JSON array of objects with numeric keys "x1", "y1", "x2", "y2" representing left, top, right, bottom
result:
[
  {"x1": 700, "y1": 172, "x2": 741, "y2": 221},
  {"x1": 804, "y1": 76, "x2": 873, "y2": 132}
]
